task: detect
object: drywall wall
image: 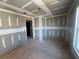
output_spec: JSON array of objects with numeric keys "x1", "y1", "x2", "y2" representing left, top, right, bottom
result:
[
  {"x1": 33, "y1": 15, "x2": 67, "y2": 40},
  {"x1": 0, "y1": 11, "x2": 27, "y2": 56},
  {"x1": 67, "y1": 0, "x2": 79, "y2": 59}
]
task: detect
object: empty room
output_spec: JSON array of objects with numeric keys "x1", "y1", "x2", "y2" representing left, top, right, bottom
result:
[{"x1": 0, "y1": 0, "x2": 79, "y2": 59}]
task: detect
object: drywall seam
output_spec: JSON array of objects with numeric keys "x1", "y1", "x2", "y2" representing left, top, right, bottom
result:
[{"x1": 0, "y1": 27, "x2": 26, "y2": 36}]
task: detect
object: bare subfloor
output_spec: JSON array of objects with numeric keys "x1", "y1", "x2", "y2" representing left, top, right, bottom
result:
[{"x1": 0, "y1": 38, "x2": 75, "y2": 59}]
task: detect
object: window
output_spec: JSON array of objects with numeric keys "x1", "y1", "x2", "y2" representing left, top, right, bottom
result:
[{"x1": 73, "y1": 6, "x2": 79, "y2": 56}]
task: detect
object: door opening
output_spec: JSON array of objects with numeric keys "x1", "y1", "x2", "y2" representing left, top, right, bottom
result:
[{"x1": 26, "y1": 20, "x2": 33, "y2": 38}]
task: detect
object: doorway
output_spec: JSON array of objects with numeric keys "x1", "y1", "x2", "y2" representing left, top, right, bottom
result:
[{"x1": 26, "y1": 20, "x2": 33, "y2": 38}]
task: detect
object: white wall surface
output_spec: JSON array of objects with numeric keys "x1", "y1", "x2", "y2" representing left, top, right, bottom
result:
[
  {"x1": 0, "y1": 11, "x2": 27, "y2": 56},
  {"x1": 33, "y1": 15, "x2": 67, "y2": 40}
]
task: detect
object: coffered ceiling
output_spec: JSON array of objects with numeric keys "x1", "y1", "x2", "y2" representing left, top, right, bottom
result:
[{"x1": 0, "y1": 0, "x2": 74, "y2": 16}]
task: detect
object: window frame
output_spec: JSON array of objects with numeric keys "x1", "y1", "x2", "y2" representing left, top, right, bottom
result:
[{"x1": 73, "y1": 6, "x2": 79, "y2": 56}]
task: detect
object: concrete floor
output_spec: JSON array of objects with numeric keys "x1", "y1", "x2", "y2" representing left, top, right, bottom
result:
[{"x1": 0, "y1": 38, "x2": 75, "y2": 59}]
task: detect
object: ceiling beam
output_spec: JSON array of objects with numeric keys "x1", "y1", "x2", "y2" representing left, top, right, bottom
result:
[
  {"x1": 46, "y1": 13, "x2": 67, "y2": 18},
  {"x1": 32, "y1": 0, "x2": 52, "y2": 15},
  {"x1": 0, "y1": 1, "x2": 35, "y2": 16},
  {"x1": 48, "y1": 1, "x2": 60, "y2": 6},
  {"x1": 48, "y1": 0, "x2": 64, "y2": 6},
  {"x1": 21, "y1": 1, "x2": 32, "y2": 9},
  {"x1": 39, "y1": 14, "x2": 50, "y2": 17},
  {"x1": 0, "y1": 8, "x2": 33, "y2": 18},
  {"x1": 32, "y1": 9, "x2": 38, "y2": 13}
]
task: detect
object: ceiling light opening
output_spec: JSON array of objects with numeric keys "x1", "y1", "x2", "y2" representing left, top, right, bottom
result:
[{"x1": 23, "y1": 12, "x2": 27, "y2": 14}]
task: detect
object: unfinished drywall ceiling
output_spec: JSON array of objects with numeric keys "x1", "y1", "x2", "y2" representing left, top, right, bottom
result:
[
  {"x1": 43, "y1": 0, "x2": 58, "y2": 6},
  {"x1": 52, "y1": 7, "x2": 68, "y2": 15},
  {"x1": 24, "y1": 2, "x2": 38, "y2": 12},
  {"x1": 43, "y1": 0, "x2": 74, "y2": 15},
  {"x1": 0, "y1": 0, "x2": 74, "y2": 16},
  {"x1": 6, "y1": 0, "x2": 31, "y2": 8}
]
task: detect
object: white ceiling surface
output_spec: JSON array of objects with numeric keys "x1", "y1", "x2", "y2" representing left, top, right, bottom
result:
[
  {"x1": 6, "y1": 0, "x2": 31, "y2": 8},
  {"x1": 0, "y1": 0, "x2": 74, "y2": 16},
  {"x1": 24, "y1": 2, "x2": 38, "y2": 11},
  {"x1": 43, "y1": 0, "x2": 73, "y2": 14}
]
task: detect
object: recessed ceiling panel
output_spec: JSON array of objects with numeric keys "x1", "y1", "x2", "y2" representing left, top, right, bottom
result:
[
  {"x1": 52, "y1": 8, "x2": 68, "y2": 15},
  {"x1": 0, "y1": 0, "x2": 4, "y2": 1},
  {"x1": 48, "y1": 0, "x2": 71, "y2": 10},
  {"x1": 24, "y1": 2, "x2": 39, "y2": 12},
  {"x1": 43, "y1": 0, "x2": 74, "y2": 15},
  {"x1": 6, "y1": 0, "x2": 31, "y2": 7}
]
